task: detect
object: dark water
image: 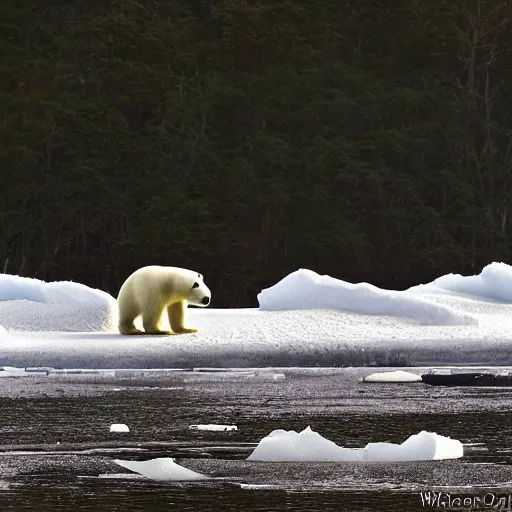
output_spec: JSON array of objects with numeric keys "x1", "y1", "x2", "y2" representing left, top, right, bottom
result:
[{"x1": 2, "y1": 367, "x2": 512, "y2": 511}]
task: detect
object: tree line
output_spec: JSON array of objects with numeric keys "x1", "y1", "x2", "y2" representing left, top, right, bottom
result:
[{"x1": 1, "y1": 0, "x2": 512, "y2": 307}]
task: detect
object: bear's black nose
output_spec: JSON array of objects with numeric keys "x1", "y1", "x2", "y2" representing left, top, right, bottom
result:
[{"x1": 201, "y1": 296, "x2": 210, "y2": 305}]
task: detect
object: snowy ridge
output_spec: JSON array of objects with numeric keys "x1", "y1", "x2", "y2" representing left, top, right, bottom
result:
[
  {"x1": 411, "y1": 262, "x2": 512, "y2": 302},
  {"x1": 258, "y1": 268, "x2": 477, "y2": 326}
]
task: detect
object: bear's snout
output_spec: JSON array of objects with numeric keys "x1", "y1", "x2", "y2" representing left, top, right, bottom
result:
[{"x1": 201, "y1": 296, "x2": 210, "y2": 306}]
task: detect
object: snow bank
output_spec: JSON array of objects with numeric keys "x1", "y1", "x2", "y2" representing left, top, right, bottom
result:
[
  {"x1": 363, "y1": 370, "x2": 422, "y2": 383},
  {"x1": 258, "y1": 268, "x2": 476, "y2": 326},
  {"x1": 247, "y1": 427, "x2": 463, "y2": 462},
  {"x1": 113, "y1": 457, "x2": 207, "y2": 481},
  {"x1": 0, "y1": 274, "x2": 116, "y2": 332}
]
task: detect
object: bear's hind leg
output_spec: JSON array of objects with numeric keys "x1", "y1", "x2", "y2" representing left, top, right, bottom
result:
[
  {"x1": 142, "y1": 302, "x2": 171, "y2": 335},
  {"x1": 119, "y1": 321, "x2": 143, "y2": 335},
  {"x1": 168, "y1": 302, "x2": 197, "y2": 334}
]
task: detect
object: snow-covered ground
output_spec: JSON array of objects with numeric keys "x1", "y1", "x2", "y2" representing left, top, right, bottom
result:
[{"x1": 1, "y1": 262, "x2": 512, "y2": 368}]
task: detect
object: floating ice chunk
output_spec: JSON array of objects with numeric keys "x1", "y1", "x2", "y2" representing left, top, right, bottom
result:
[
  {"x1": 258, "y1": 269, "x2": 475, "y2": 326},
  {"x1": 247, "y1": 427, "x2": 463, "y2": 462},
  {"x1": 113, "y1": 457, "x2": 207, "y2": 481},
  {"x1": 110, "y1": 424, "x2": 130, "y2": 433},
  {"x1": 0, "y1": 274, "x2": 116, "y2": 332},
  {"x1": 189, "y1": 424, "x2": 238, "y2": 432},
  {"x1": 239, "y1": 483, "x2": 277, "y2": 489},
  {"x1": 364, "y1": 430, "x2": 463, "y2": 461},
  {"x1": 363, "y1": 370, "x2": 422, "y2": 383},
  {"x1": 247, "y1": 427, "x2": 346, "y2": 462}
]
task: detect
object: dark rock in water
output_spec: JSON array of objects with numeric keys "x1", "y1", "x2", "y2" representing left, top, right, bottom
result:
[{"x1": 422, "y1": 372, "x2": 512, "y2": 387}]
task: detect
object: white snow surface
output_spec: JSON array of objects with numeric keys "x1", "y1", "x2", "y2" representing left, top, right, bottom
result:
[
  {"x1": 2, "y1": 262, "x2": 512, "y2": 367},
  {"x1": 363, "y1": 370, "x2": 422, "y2": 383},
  {"x1": 0, "y1": 273, "x2": 116, "y2": 332},
  {"x1": 247, "y1": 427, "x2": 463, "y2": 462},
  {"x1": 113, "y1": 457, "x2": 207, "y2": 481}
]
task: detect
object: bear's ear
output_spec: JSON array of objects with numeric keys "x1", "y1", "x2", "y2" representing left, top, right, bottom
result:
[{"x1": 192, "y1": 282, "x2": 200, "y2": 289}]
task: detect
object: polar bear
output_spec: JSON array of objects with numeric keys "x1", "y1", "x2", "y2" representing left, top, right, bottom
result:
[{"x1": 117, "y1": 266, "x2": 211, "y2": 335}]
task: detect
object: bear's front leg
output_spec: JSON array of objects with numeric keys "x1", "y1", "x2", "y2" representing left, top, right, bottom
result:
[
  {"x1": 168, "y1": 302, "x2": 198, "y2": 334},
  {"x1": 141, "y1": 304, "x2": 172, "y2": 335}
]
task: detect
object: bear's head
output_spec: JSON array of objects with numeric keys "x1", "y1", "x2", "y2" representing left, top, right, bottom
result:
[{"x1": 188, "y1": 272, "x2": 211, "y2": 307}]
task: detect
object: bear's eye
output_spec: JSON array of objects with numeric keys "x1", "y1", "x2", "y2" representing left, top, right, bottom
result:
[{"x1": 192, "y1": 282, "x2": 200, "y2": 289}]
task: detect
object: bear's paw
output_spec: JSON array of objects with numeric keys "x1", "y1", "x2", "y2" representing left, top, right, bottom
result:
[{"x1": 173, "y1": 327, "x2": 198, "y2": 334}]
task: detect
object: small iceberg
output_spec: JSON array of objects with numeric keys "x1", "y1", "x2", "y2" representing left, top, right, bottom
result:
[
  {"x1": 247, "y1": 427, "x2": 463, "y2": 462},
  {"x1": 113, "y1": 457, "x2": 207, "y2": 481}
]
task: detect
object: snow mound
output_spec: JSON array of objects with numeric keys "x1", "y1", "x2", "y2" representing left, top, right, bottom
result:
[
  {"x1": 189, "y1": 424, "x2": 238, "y2": 432},
  {"x1": 0, "y1": 274, "x2": 116, "y2": 332},
  {"x1": 247, "y1": 427, "x2": 463, "y2": 462},
  {"x1": 411, "y1": 262, "x2": 512, "y2": 302},
  {"x1": 113, "y1": 457, "x2": 207, "y2": 481},
  {"x1": 363, "y1": 370, "x2": 422, "y2": 383},
  {"x1": 258, "y1": 269, "x2": 476, "y2": 326}
]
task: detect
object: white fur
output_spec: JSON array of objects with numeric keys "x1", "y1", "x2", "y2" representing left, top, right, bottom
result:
[{"x1": 117, "y1": 266, "x2": 211, "y2": 335}]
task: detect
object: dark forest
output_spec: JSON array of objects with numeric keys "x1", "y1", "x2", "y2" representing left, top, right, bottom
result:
[{"x1": 2, "y1": 0, "x2": 512, "y2": 307}]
